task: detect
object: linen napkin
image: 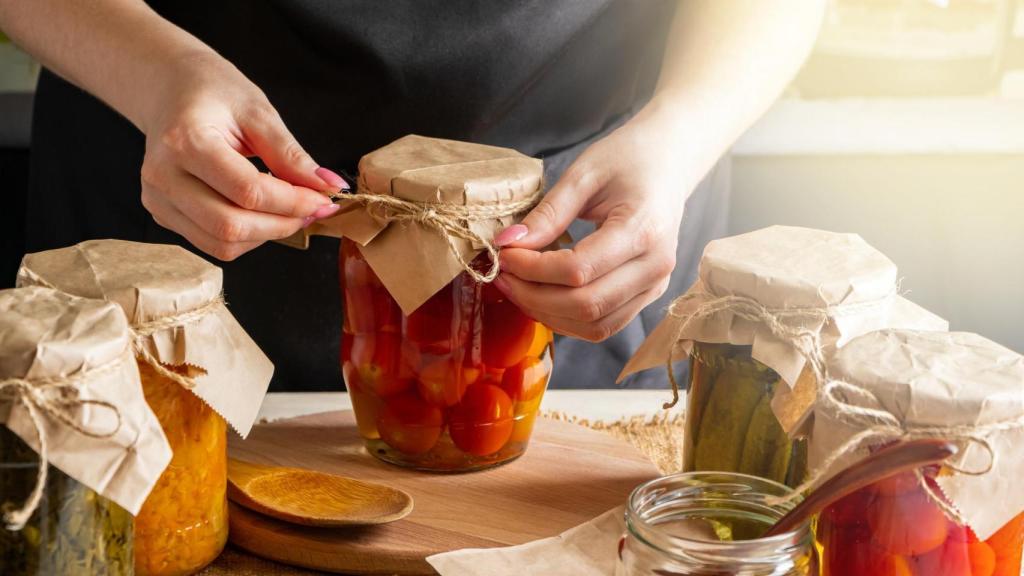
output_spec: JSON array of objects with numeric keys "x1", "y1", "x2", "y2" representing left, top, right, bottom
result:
[{"x1": 427, "y1": 506, "x2": 624, "y2": 576}]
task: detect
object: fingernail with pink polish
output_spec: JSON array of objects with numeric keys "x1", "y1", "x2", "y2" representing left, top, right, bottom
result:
[
  {"x1": 494, "y1": 224, "x2": 528, "y2": 247},
  {"x1": 311, "y1": 203, "x2": 341, "y2": 220},
  {"x1": 315, "y1": 167, "x2": 350, "y2": 190}
]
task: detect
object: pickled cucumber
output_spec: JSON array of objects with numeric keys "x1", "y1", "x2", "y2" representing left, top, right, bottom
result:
[
  {"x1": 737, "y1": 391, "x2": 792, "y2": 483},
  {"x1": 693, "y1": 371, "x2": 765, "y2": 472}
]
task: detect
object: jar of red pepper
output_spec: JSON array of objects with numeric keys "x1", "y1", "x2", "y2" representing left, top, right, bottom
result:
[{"x1": 326, "y1": 135, "x2": 551, "y2": 471}]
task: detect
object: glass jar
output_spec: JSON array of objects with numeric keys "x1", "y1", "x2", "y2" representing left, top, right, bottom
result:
[
  {"x1": 818, "y1": 464, "x2": 1024, "y2": 575},
  {"x1": 134, "y1": 362, "x2": 228, "y2": 576},
  {"x1": 1, "y1": 426, "x2": 133, "y2": 575},
  {"x1": 340, "y1": 239, "x2": 553, "y2": 471},
  {"x1": 684, "y1": 343, "x2": 808, "y2": 487},
  {"x1": 617, "y1": 471, "x2": 817, "y2": 576}
]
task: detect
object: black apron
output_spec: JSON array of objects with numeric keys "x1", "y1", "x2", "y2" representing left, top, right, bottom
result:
[{"x1": 27, "y1": 0, "x2": 725, "y2": 391}]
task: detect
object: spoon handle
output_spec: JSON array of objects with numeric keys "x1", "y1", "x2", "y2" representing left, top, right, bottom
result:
[{"x1": 764, "y1": 438, "x2": 958, "y2": 538}]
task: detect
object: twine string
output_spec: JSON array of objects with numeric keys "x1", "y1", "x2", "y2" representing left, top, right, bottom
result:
[
  {"x1": 18, "y1": 266, "x2": 224, "y2": 391},
  {"x1": 661, "y1": 286, "x2": 1014, "y2": 523},
  {"x1": 0, "y1": 360, "x2": 125, "y2": 530},
  {"x1": 329, "y1": 182, "x2": 542, "y2": 283}
]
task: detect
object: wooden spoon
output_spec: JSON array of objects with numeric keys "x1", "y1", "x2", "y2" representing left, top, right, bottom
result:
[
  {"x1": 764, "y1": 438, "x2": 958, "y2": 537},
  {"x1": 227, "y1": 458, "x2": 414, "y2": 527}
]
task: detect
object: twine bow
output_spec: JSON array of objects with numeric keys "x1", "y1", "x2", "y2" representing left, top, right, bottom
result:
[
  {"x1": 328, "y1": 176, "x2": 541, "y2": 283},
  {"x1": 660, "y1": 285, "x2": 1017, "y2": 524},
  {"x1": 0, "y1": 362, "x2": 124, "y2": 530}
]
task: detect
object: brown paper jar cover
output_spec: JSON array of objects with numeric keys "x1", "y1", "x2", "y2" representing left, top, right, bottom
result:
[
  {"x1": 0, "y1": 286, "x2": 171, "y2": 514},
  {"x1": 17, "y1": 240, "x2": 274, "y2": 437},
  {"x1": 817, "y1": 329, "x2": 1024, "y2": 540},
  {"x1": 312, "y1": 134, "x2": 544, "y2": 314}
]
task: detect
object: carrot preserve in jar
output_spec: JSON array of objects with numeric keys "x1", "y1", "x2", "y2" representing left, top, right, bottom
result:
[
  {"x1": 133, "y1": 363, "x2": 228, "y2": 576},
  {"x1": 341, "y1": 239, "x2": 553, "y2": 471}
]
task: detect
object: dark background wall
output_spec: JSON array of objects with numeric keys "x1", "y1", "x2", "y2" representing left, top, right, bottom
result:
[{"x1": 0, "y1": 93, "x2": 31, "y2": 289}]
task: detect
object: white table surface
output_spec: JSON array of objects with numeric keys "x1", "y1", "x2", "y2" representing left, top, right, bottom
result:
[{"x1": 257, "y1": 390, "x2": 682, "y2": 424}]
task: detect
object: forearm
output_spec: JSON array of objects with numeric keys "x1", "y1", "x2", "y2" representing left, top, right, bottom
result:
[
  {"x1": 641, "y1": 0, "x2": 826, "y2": 184},
  {"x1": 0, "y1": 0, "x2": 217, "y2": 132}
]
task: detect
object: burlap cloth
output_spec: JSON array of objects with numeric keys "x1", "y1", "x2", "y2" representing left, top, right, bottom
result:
[{"x1": 200, "y1": 412, "x2": 684, "y2": 576}]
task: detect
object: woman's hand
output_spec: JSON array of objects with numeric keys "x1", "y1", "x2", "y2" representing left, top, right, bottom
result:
[
  {"x1": 493, "y1": 102, "x2": 694, "y2": 342},
  {"x1": 139, "y1": 52, "x2": 345, "y2": 261}
]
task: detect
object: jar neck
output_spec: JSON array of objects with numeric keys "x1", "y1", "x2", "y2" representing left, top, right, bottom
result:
[{"x1": 625, "y1": 472, "x2": 814, "y2": 575}]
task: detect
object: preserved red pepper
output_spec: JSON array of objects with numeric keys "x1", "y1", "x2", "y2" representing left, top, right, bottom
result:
[
  {"x1": 819, "y1": 467, "x2": 1024, "y2": 576},
  {"x1": 340, "y1": 239, "x2": 553, "y2": 471}
]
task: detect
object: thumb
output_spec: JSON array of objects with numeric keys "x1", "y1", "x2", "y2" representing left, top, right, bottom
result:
[
  {"x1": 242, "y1": 105, "x2": 342, "y2": 191},
  {"x1": 496, "y1": 162, "x2": 604, "y2": 249}
]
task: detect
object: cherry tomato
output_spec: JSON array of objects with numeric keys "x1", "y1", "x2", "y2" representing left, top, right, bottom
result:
[
  {"x1": 987, "y1": 512, "x2": 1024, "y2": 558},
  {"x1": 348, "y1": 332, "x2": 417, "y2": 397},
  {"x1": 449, "y1": 384, "x2": 514, "y2": 456},
  {"x1": 509, "y1": 410, "x2": 538, "y2": 444},
  {"x1": 342, "y1": 244, "x2": 402, "y2": 334},
  {"x1": 482, "y1": 299, "x2": 536, "y2": 368},
  {"x1": 823, "y1": 486, "x2": 878, "y2": 527},
  {"x1": 909, "y1": 537, "x2": 972, "y2": 576},
  {"x1": 406, "y1": 287, "x2": 454, "y2": 353},
  {"x1": 820, "y1": 521, "x2": 889, "y2": 576},
  {"x1": 501, "y1": 355, "x2": 550, "y2": 403},
  {"x1": 872, "y1": 471, "x2": 921, "y2": 497},
  {"x1": 416, "y1": 358, "x2": 479, "y2": 407},
  {"x1": 867, "y1": 491, "x2": 949, "y2": 556},
  {"x1": 376, "y1": 393, "x2": 444, "y2": 455},
  {"x1": 348, "y1": 386, "x2": 382, "y2": 440},
  {"x1": 525, "y1": 323, "x2": 552, "y2": 359}
]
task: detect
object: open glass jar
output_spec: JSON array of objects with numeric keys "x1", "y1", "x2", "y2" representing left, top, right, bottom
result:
[
  {"x1": 818, "y1": 464, "x2": 1024, "y2": 575},
  {"x1": 617, "y1": 472, "x2": 817, "y2": 576},
  {"x1": 341, "y1": 239, "x2": 553, "y2": 471},
  {"x1": 133, "y1": 363, "x2": 228, "y2": 576},
  {"x1": 1, "y1": 427, "x2": 133, "y2": 576},
  {"x1": 685, "y1": 343, "x2": 808, "y2": 487}
]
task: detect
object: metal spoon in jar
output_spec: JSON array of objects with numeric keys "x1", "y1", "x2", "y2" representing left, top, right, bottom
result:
[
  {"x1": 763, "y1": 438, "x2": 958, "y2": 537},
  {"x1": 227, "y1": 458, "x2": 414, "y2": 527}
]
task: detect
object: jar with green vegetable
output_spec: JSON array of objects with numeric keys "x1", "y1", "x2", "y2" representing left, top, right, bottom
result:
[
  {"x1": 0, "y1": 286, "x2": 172, "y2": 576},
  {"x1": 619, "y1": 226, "x2": 948, "y2": 486}
]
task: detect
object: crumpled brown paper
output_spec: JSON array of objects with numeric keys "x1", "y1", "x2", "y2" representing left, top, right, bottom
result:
[
  {"x1": 17, "y1": 240, "x2": 274, "y2": 437},
  {"x1": 427, "y1": 506, "x2": 624, "y2": 576},
  {"x1": 814, "y1": 330, "x2": 1024, "y2": 540},
  {"x1": 310, "y1": 134, "x2": 544, "y2": 314},
  {"x1": 0, "y1": 286, "x2": 171, "y2": 515},
  {"x1": 619, "y1": 226, "x2": 948, "y2": 433}
]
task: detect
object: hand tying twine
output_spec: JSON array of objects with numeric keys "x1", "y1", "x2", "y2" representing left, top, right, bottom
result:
[
  {"x1": 0, "y1": 361, "x2": 125, "y2": 530},
  {"x1": 660, "y1": 285, "x2": 1015, "y2": 524},
  {"x1": 328, "y1": 178, "x2": 541, "y2": 283}
]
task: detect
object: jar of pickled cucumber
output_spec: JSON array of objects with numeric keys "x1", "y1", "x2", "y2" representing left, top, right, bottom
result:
[
  {"x1": 0, "y1": 287, "x2": 171, "y2": 576},
  {"x1": 1, "y1": 427, "x2": 134, "y2": 575},
  {"x1": 685, "y1": 343, "x2": 808, "y2": 487},
  {"x1": 616, "y1": 472, "x2": 817, "y2": 576},
  {"x1": 813, "y1": 330, "x2": 1024, "y2": 576},
  {"x1": 341, "y1": 239, "x2": 553, "y2": 471},
  {"x1": 18, "y1": 241, "x2": 274, "y2": 575},
  {"x1": 619, "y1": 226, "x2": 948, "y2": 486}
]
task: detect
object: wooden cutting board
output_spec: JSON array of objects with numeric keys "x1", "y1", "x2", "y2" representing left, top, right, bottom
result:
[{"x1": 227, "y1": 410, "x2": 660, "y2": 575}]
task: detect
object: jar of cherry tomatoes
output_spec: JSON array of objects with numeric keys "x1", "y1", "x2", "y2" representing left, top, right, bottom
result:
[
  {"x1": 325, "y1": 135, "x2": 549, "y2": 471},
  {"x1": 341, "y1": 240, "x2": 552, "y2": 471},
  {"x1": 812, "y1": 330, "x2": 1024, "y2": 576}
]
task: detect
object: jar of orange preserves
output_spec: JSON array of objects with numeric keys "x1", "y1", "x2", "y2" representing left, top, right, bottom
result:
[
  {"x1": 18, "y1": 240, "x2": 274, "y2": 576},
  {"x1": 134, "y1": 363, "x2": 228, "y2": 576},
  {"x1": 341, "y1": 240, "x2": 552, "y2": 471}
]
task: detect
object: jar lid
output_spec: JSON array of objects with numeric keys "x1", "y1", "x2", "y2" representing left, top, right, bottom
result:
[
  {"x1": 622, "y1": 226, "x2": 947, "y2": 387},
  {"x1": 17, "y1": 240, "x2": 273, "y2": 437},
  {"x1": 815, "y1": 329, "x2": 1024, "y2": 540},
  {"x1": 313, "y1": 134, "x2": 544, "y2": 314},
  {"x1": 0, "y1": 286, "x2": 171, "y2": 519}
]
